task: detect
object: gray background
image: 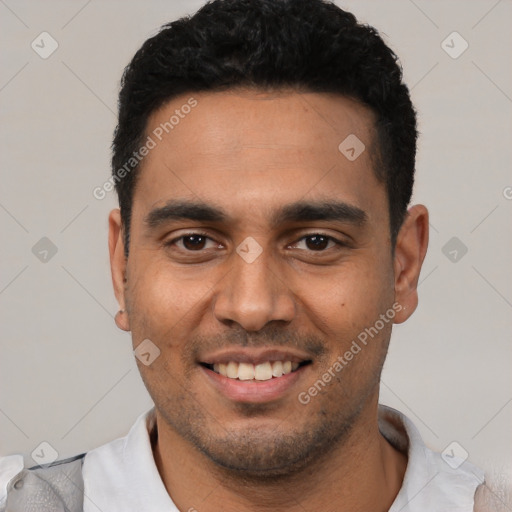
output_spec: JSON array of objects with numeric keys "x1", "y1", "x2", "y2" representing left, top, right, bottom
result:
[{"x1": 1, "y1": 0, "x2": 511, "y2": 488}]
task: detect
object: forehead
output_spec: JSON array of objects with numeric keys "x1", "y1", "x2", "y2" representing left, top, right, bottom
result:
[{"x1": 133, "y1": 89, "x2": 385, "y2": 224}]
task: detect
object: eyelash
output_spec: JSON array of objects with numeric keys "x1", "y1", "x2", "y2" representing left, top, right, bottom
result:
[{"x1": 165, "y1": 231, "x2": 345, "y2": 252}]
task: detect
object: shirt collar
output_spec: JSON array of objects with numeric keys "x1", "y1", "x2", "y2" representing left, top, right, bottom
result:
[
  {"x1": 381, "y1": 405, "x2": 484, "y2": 512},
  {"x1": 83, "y1": 405, "x2": 484, "y2": 512},
  {"x1": 83, "y1": 408, "x2": 177, "y2": 512}
]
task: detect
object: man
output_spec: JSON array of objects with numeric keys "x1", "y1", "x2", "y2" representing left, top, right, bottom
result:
[{"x1": 0, "y1": 0, "x2": 491, "y2": 510}]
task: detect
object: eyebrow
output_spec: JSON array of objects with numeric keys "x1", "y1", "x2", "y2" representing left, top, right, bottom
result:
[{"x1": 144, "y1": 199, "x2": 367, "y2": 229}]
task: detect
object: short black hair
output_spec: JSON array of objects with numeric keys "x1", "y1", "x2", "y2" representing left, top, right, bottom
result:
[{"x1": 112, "y1": 0, "x2": 417, "y2": 255}]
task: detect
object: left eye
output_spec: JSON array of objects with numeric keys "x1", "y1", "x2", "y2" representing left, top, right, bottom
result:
[{"x1": 291, "y1": 234, "x2": 339, "y2": 251}]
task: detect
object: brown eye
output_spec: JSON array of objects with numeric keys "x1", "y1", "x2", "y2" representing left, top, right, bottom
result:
[
  {"x1": 291, "y1": 234, "x2": 339, "y2": 252},
  {"x1": 304, "y1": 235, "x2": 330, "y2": 251},
  {"x1": 182, "y1": 234, "x2": 207, "y2": 250},
  {"x1": 165, "y1": 232, "x2": 218, "y2": 252}
]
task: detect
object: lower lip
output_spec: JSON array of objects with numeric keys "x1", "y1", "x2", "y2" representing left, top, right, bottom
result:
[{"x1": 200, "y1": 365, "x2": 308, "y2": 403}]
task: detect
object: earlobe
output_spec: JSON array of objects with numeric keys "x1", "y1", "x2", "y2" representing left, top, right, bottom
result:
[
  {"x1": 393, "y1": 205, "x2": 429, "y2": 324},
  {"x1": 115, "y1": 308, "x2": 130, "y2": 331},
  {"x1": 108, "y1": 209, "x2": 131, "y2": 332}
]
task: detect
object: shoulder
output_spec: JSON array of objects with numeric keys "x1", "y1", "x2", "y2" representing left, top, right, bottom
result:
[
  {"x1": 0, "y1": 454, "x2": 24, "y2": 509},
  {"x1": 473, "y1": 472, "x2": 512, "y2": 512},
  {"x1": 0, "y1": 453, "x2": 85, "y2": 512},
  {"x1": 379, "y1": 405, "x2": 485, "y2": 511}
]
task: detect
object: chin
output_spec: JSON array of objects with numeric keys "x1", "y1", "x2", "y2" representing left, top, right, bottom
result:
[{"x1": 192, "y1": 422, "x2": 343, "y2": 480}]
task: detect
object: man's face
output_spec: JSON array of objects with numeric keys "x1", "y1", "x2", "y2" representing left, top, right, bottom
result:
[{"x1": 111, "y1": 89, "x2": 413, "y2": 475}]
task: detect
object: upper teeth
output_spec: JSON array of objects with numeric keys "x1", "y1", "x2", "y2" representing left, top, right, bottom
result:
[{"x1": 212, "y1": 361, "x2": 300, "y2": 381}]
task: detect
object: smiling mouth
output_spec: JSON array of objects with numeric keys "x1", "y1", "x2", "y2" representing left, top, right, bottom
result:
[{"x1": 201, "y1": 360, "x2": 312, "y2": 381}]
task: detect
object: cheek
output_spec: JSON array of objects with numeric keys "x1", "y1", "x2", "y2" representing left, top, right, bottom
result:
[
  {"x1": 299, "y1": 259, "x2": 395, "y2": 383},
  {"x1": 310, "y1": 257, "x2": 394, "y2": 327},
  {"x1": 125, "y1": 264, "x2": 209, "y2": 396},
  {"x1": 124, "y1": 237, "x2": 207, "y2": 346},
  {"x1": 125, "y1": 257, "x2": 243, "y2": 382},
  {"x1": 125, "y1": 260, "x2": 210, "y2": 344}
]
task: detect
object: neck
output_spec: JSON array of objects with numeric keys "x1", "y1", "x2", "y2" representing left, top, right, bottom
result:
[{"x1": 153, "y1": 399, "x2": 407, "y2": 512}]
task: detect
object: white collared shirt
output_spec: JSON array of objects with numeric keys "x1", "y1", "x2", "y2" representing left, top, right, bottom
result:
[{"x1": 0, "y1": 405, "x2": 484, "y2": 511}]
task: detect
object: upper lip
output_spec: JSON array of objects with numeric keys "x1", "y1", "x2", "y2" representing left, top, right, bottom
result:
[{"x1": 199, "y1": 347, "x2": 313, "y2": 366}]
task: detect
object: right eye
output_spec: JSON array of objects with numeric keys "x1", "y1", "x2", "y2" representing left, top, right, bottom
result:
[{"x1": 164, "y1": 232, "x2": 221, "y2": 252}]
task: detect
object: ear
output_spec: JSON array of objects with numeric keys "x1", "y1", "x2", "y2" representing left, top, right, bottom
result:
[
  {"x1": 108, "y1": 209, "x2": 130, "y2": 331},
  {"x1": 392, "y1": 204, "x2": 429, "y2": 324}
]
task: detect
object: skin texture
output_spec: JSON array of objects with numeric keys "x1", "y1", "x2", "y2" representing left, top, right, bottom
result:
[{"x1": 109, "y1": 89, "x2": 429, "y2": 511}]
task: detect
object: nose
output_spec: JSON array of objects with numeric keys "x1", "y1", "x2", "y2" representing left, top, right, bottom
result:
[{"x1": 213, "y1": 244, "x2": 296, "y2": 332}]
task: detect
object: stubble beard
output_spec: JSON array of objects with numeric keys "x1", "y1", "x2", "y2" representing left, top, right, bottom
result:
[{"x1": 151, "y1": 376, "x2": 377, "y2": 482}]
